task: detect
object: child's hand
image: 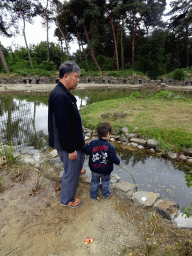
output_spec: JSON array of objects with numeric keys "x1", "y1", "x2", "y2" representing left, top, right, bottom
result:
[{"x1": 118, "y1": 162, "x2": 121, "y2": 166}]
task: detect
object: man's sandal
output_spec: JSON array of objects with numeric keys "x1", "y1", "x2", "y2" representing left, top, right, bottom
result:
[{"x1": 61, "y1": 198, "x2": 82, "y2": 208}]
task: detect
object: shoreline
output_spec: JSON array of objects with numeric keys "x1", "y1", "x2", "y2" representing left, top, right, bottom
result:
[{"x1": 1, "y1": 83, "x2": 192, "y2": 93}]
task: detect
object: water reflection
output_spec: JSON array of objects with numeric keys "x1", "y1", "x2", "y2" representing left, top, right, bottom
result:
[{"x1": 0, "y1": 94, "x2": 88, "y2": 149}]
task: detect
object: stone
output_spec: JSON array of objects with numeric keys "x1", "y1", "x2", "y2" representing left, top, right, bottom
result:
[
  {"x1": 168, "y1": 152, "x2": 178, "y2": 160},
  {"x1": 147, "y1": 139, "x2": 159, "y2": 149},
  {"x1": 120, "y1": 135, "x2": 128, "y2": 143},
  {"x1": 188, "y1": 159, "x2": 192, "y2": 164},
  {"x1": 130, "y1": 138, "x2": 146, "y2": 146},
  {"x1": 110, "y1": 138, "x2": 115, "y2": 142},
  {"x1": 126, "y1": 133, "x2": 137, "y2": 139},
  {"x1": 121, "y1": 127, "x2": 129, "y2": 133},
  {"x1": 48, "y1": 149, "x2": 58, "y2": 158},
  {"x1": 132, "y1": 191, "x2": 160, "y2": 208},
  {"x1": 85, "y1": 132, "x2": 92, "y2": 137},
  {"x1": 154, "y1": 199, "x2": 179, "y2": 220},
  {"x1": 59, "y1": 170, "x2": 64, "y2": 178},
  {"x1": 184, "y1": 148, "x2": 192, "y2": 157},
  {"x1": 82, "y1": 174, "x2": 92, "y2": 183},
  {"x1": 101, "y1": 113, "x2": 110, "y2": 118},
  {"x1": 13, "y1": 151, "x2": 21, "y2": 158},
  {"x1": 178, "y1": 154, "x2": 187, "y2": 161},
  {"x1": 173, "y1": 212, "x2": 192, "y2": 229},
  {"x1": 111, "y1": 174, "x2": 121, "y2": 184},
  {"x1": 137, "y1": 145, "x2": 144, "y2": 150},
  {"x1": 114, "y1": 181, "x2": 137, "y2": 199},
  {"x1": 84, "y1": 136, "x2": 90, "y2": 141},
  {"x1": 19, "y1": 155, "x2": 36, "y2": 165},
  {"x1": 113, "y1": 113, "x2": 127, "y2": 118},
  {"x1": 150, "y1": 148, "x2": 155, "y2": 153},
  {"x1": 131, "y1": 142, "x2": 138, "y2": 148}
]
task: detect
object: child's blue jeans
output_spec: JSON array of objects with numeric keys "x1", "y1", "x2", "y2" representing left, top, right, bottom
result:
[{"x1": 90, "y1": 172, "x2": 111, "y2": 199}]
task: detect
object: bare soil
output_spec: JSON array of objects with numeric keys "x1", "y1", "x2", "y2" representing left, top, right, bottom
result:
[{"x1": 1, "y1": 162, "x2": 192, "y2": 256}]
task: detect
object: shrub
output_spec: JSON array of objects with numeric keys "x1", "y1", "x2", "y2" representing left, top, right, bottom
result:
[{"x1": 172, "y1": 69, "x2": 185, "y2": 80}]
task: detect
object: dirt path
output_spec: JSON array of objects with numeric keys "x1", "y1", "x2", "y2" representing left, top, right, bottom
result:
[{"x1": 0, "y1": 168, "x2": 142, "y2": 256}]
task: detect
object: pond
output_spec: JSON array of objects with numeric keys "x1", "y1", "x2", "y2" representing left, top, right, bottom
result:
[{"x1": 0, "y1": 88, "x2": 192, "y2": 212}]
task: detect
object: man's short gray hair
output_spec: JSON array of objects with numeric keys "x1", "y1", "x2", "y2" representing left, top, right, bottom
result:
[{"x1": 59, "y1": 61, "x2": 81, "y2": 78}]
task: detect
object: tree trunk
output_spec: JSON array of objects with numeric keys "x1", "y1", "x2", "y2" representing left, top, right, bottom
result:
[
  {"x1": 0, "y1": 47, "x2": 10, "y2": 73},
  {"x1": 121, "y1": 17, "x2": 125, "y2": 69},
  {"x1": 22, "y1": 13, "x2": 33, "y2": 69},
  {"x1": 132, "y1": 11, "x2": 136, "y2": 70},
  {"x1": 186, "y1": 24, "x2": 189, "y2": 68},
  {"x1": 56, "y1": 19, "x2": 69, "y2": 60},
  {"x1": 104, "y1": 2, "x2": 119, "y2": 71},
  {"x1": 45, "y1": 0, "x2": 49, "y2": 62},
  {"x1": 83, "y1": 23, "x2": 101, "y2": 72}
]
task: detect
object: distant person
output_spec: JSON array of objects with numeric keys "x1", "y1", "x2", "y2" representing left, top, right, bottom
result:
[
  {"x1": 48, "y1": 61, "x2": 85, "y2": 208},
  {"x1": 83, "y1": 122, "x2": 120, "y2": 200}
]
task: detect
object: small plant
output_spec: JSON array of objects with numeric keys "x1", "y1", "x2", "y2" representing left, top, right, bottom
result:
[{"x1": 172, "y1": 69, "x2": 185, "y2": 80}]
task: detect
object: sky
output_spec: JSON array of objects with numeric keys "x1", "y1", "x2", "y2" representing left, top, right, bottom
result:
[{"x1": 0, "y1": 0, "x2": 172, "y2": 54}]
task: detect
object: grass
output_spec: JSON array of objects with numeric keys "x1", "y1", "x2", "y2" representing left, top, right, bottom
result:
[{"x1": 81, "y1": 91, "x2": 192, "y2": 152}]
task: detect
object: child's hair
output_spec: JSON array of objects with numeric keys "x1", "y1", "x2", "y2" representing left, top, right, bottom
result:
[{"x1": 97, "y1": 122, "x2": 112, "y2": 138}]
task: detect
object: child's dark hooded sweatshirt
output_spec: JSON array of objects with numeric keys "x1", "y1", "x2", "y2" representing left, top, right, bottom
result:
[{"x1": 83, "y1": 138, "x2": 120, "y2": 175}]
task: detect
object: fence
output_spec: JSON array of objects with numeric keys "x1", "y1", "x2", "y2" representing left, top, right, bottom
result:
[{"x1": 0, "y1": 102, "x2": 34, "y2": 152}]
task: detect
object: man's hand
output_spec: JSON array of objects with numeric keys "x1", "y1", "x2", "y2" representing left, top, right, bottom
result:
[
  {"x1": 118, "y1": 162, "x2": 121, "y2": 166},
  {"x1": 68, "y1": 150, "x2": 77, "y2": 160}
]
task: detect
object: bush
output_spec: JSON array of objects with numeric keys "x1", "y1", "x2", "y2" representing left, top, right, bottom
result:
[{"x1": 172, "y1": 69, "x2": 185, "y2": 80}]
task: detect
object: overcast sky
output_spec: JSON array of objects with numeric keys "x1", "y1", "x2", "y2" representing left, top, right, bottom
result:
[{"x1": 0, "y1": 0, "x2": 172, "y2": 54}]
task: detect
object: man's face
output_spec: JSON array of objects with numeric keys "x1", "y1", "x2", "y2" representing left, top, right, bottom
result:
[{"x1": 67, "y1": 71, "x2": 80, "y2": 90}]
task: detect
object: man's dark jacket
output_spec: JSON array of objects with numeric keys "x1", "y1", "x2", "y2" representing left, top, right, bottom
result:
[
  {"x1": 83, "y1": 138, "x2": 120, "y2": 175},
  {"x1": 48, "y1": 82, "x2": 84, "y2": 153}
]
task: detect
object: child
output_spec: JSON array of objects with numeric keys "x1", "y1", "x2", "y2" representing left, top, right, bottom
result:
[{"x1": 83, "y1": 122, "x2": 121, "y2": 200}]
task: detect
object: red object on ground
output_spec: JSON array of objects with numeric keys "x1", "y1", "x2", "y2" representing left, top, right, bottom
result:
[{"x1": 84, "y1": 237, "x2": 94, "y2": 244}]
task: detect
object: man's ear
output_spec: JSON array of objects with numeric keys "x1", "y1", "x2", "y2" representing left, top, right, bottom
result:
[{"x1": 63, "y1": 73, "x2": 69, "y2": 78}]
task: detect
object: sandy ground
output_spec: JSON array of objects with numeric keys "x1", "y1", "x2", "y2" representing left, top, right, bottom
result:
[{"x1": 0, "y1": 166, "x2": 144, "y2": 256}]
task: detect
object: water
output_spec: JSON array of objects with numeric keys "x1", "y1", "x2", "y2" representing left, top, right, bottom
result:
[
  {"x1": 113, "y1": 149, "x2": 192, "y2": 211},
  {"x1": 0, "y1": 90, "x2": 192, "y2": 212}
]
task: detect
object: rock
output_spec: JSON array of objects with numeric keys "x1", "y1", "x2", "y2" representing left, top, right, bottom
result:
[
  {"x1": 126, "y1": 133, "x2": 137, "y2": 139},
  {"x1": 82, "y1": 174, "x2": 92, "y2": 183},
  {"x1": 110, "y1": 138, "x2": 115, "y2": 142},
  {"x1": 154, "y1": 199, "x2": 179, "y2": 220},
  {"x1": 121, "y1": 127, "x2": 129, "y2": 133},
  {"x1": 173, "y1": 212, "x2": 192, "y2": 229},
  {"x1": 147, "y1": 139, "x2": 159, "y2": 149},
  {"x1": 130, "y1": 138, "x2": 146, "y2": 146},
  {"x1": 137, "y1": 145, "x2": 144, "y2": 150},
  {"x1": 122, "y1": 142, "x2": 127, "y2": 145},
  {"x1": 84, "y1": 136, "x2": 90, "y2": 140},
  {"x1": 119, "y1": 135, "x2": 128, "y2": 143},
  {"x1": 114, "y1": 181, "x2": 137, "y2": 199},
  {"x1": 150, "y1": 148, "x2": 155, "y2": 153},
  {"x1": 131, "y1": 142, "x2": 138, "y2": 148},
  {"x1": 132, "y1": 191, "x2": 160, "y2": 208},
  {"x1": 85, "y1": 132, "x2": 92, "y2": 137},
  {"x1": 184, "y1": 148, "x2": 192, "y2": 157},
  {"x1": 188, "y1": 159, "x2": 192, "y2": 164},
  {"x1": 19, "y1": 155, "x2": 37, "y2": 165},
  {"x1": 111, "y1": 174, "x2": 121, "y2": 184},
  {"x1": 59, "y1": 170, "x2": 64, "y2": 178},
  {"x1": 48, "y1": 149, "x2": 58, "y2": 158},
  {"x1": 168, "y1": 152, "x2": 178, "y2": 160},
  {"x1": 178, "y1": 154, "x2": 187, "y2": 161},
  {"x1": 113, "y1": 113, "x2": 127, "y2": 118},
  {"x1": 101, "y1": 113, "x2": 110, "y2": 118},
  {"x1": 13, "y1": 151, "x2": 21, "y2": 158}
]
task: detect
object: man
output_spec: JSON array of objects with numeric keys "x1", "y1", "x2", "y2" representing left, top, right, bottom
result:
[{"x1": 48, "y1": 61, "x2": 85, "y2": 208}]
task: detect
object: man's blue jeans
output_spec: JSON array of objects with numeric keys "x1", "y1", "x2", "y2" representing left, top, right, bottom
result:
[
  {"x1": 90, "y1": 172, "x2": 111, "y2": 199},
  {"x1": 57, "y1": 150, "x2": 85, "y2": 205}
]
